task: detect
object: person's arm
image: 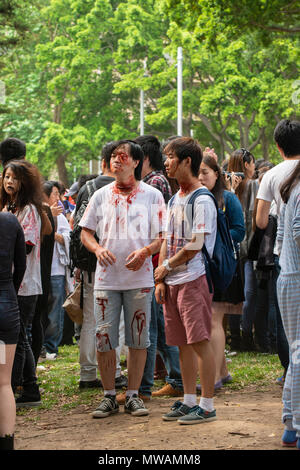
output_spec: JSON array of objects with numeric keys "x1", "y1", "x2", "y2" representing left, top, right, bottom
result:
[
  {"x1": 81, "y1": 227, "x2": 116, "y2": 266},
  {"x1": 292, "y1": 193, "x2": 300, "y2": 250},
  {"x1": 277, "y1": 203, "x2": 286, "y2": 257},
  {"x1": 224, "y1": 192, "x2": 245, "y2": 243},
  {"x1": 256, "y1": 199, "x2": 271, "y2": 230},
  {"x1": 154, "y1": 233, "x2": 204, "y2": 283},
  {"x1": 125, "y1": 239, "x2": 162, "y2": 271},
  {"x1": 13, "y1": 224, "x2": 26, "y2": 293}
]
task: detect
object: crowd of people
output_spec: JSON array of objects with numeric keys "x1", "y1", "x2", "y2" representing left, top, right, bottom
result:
[{"x1": 0, "y1": 118, "x2": 299, "y2": 450}]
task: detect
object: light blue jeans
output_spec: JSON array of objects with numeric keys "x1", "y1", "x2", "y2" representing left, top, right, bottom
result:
[{"x1": 44, "y1": 275, "x2": 66, "y2": 354}]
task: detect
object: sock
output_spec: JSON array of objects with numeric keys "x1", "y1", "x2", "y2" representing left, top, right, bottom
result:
[
  {"x1": 200, "y1": 397, "x2": 214, "y2": 412},
  {"x1": 104, "y1": 389, "x2": 116, "y2": 397},
  {"x1": 183, "y1": 394, "x2": 197, "y2": 408},
  {"x1": 126, "y1": 390, "x2": 138, "y2": 398}
]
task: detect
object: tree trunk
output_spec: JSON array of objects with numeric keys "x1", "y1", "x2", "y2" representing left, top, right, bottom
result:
[
  {"x1": 56, "y1": 153, "x2": 69, "y2": 188},
  {"x1": 261, "y1": 128, "x2": 269, "y2": 161}
]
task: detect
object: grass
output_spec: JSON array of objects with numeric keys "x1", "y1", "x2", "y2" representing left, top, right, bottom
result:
[{"x1": 17, "y1": 344, "x2": 283, "y2": 416}]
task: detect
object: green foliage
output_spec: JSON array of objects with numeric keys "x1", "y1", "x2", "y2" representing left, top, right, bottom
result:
[{"x1": 0, "y1": 0, "x2": 299, "y2": 181}]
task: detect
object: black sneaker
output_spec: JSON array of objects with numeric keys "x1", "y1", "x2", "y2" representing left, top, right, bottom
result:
[
  {"x1": 79, "y1": 379, "x2": 103, "y2": 389},
  {"x1": 92, "y1": 395, "x2": 119, "y2": 418},
  {"x1": 16, "y1": 394, "x2": 41, "y2": 408},
  {"x1": 115, "y1": 375, "x2": 128, "y2": 389},
  {"x1": 124, "y1": 394, "x2": 149, "y2": 416}
]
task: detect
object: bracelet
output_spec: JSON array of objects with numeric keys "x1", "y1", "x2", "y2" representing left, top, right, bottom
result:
[{"x1": 155, "y1": 281, "x2": 165, "y2": 286}]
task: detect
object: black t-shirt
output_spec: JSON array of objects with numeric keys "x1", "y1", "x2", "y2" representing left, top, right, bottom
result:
[{"x1": 0, "y1": 212, "x2": 26, "y2": 292}]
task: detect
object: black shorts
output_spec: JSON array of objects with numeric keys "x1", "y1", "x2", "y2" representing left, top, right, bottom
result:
[{"x1": 0, "y1": 284, "x2": 20, "y2": 344}]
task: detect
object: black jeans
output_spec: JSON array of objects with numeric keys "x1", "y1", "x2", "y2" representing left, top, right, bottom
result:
[{"x1": 12, "y1": 295, "x2": 39, "y2": 393}]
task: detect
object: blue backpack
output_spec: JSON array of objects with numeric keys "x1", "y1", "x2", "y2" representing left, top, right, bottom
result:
[{"x1": 169, "y1": 187, "x2": 237, "y2": 293}]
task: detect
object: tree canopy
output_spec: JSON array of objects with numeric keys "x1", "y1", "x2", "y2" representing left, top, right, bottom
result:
[{"x1": 0, "y1": 0, "x2": 299, "y2": 184}]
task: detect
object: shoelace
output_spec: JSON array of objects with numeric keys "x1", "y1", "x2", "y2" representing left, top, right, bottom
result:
[
  {"x1": 100, "y1": 397, "x2": 115, "y2": 410},
  {"x1": 127, "y1": 396, "x2": 144, "y2": 410}
]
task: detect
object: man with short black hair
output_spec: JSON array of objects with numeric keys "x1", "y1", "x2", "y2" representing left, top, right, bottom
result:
[
  {"x1": 0, "y1": 137, "x2": 26, "y2": 166},
  {"x1": 154, "y1": 136, "x2": 218, "y2": 425},
  {"x1": 80, "y1": 139, "x2": 165, "y2": 419},
  {"x1": 256, "y1": 118, "x2": 300, "y2": 447}
]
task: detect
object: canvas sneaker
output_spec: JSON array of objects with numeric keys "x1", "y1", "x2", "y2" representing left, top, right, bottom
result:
[
  {"x1": 92, "y1": 395, "x2": 119, "y2": 418},
  {"x1": 124, "y1": 394, "x2": 149, "y2": 416},
  {"x1": 177, "y1": 405, "x2": 217, "y2": 425},
  {"x1": 162, "y1": 401, "x2": 192, "y2": 421}
]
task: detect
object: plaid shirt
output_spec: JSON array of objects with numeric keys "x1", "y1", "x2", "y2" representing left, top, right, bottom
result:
[{"x1": 143, "y1": 171, "x2": 172, "y2": 204}]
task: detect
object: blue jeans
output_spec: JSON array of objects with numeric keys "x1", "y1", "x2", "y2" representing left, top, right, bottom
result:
[
  {"x1": 44, "y1": 275, "x2": 66, "y2": 354},
  {"x1": 139, "y1": 293, "x2": 183, "y2": 397}
]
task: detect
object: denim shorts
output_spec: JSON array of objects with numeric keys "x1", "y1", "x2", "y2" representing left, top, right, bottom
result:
[
  {"x1": 0, "y1": 284, "x2": 20, "y2": 345},
  {"x1": 94, "y1": 287, "x2": 153, "y2": 352}
]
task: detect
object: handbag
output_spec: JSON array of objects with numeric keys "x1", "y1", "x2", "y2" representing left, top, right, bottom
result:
[{"x1": 63, "y1": 281, "x2": 83, "y2": 325}]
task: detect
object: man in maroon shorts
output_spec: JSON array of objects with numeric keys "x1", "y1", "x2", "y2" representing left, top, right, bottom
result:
[{"x1": 154, "y1": 137, "x2": 217, "y2": 424}]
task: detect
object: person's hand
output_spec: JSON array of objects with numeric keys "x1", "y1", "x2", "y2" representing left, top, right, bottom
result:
[
  {"x1": 75, "y1": 268, "x2": 81, "y2": 282},
  {"x1": 155, "y1": 282, "x2": 166, "y2": 304},
  {"x1": 95, "y1": 246, "x2": 116, "y2": 267},
  {"x1": 203, "y1": 147, "x2": 218, "y2": 161},
  {"x1": 154, "y1": 264, "x2": 168, "y2": 283},
  {"x1": 51, "y1": 203, "x2": 63, "y2": 217},
  {"x1": 230, "y1": 172, "x2": 243, "y2": 191},
  {"x1": 125, "y1": 248, "x2": 148, "y2": 271}
]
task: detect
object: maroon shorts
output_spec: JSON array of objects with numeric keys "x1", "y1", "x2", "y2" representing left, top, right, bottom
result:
[{"x1": 163, "y1": 275, "x2": 213, "y2": 346}]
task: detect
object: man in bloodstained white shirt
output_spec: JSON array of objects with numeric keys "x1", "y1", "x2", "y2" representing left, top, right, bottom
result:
[{"x1": 80, "y1": 139, "x2": 166, "y2": 419}]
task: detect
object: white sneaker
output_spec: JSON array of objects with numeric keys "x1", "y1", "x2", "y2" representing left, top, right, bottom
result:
[{"x1": 46, "y1": 352, "x2": 57, "y2": 360}]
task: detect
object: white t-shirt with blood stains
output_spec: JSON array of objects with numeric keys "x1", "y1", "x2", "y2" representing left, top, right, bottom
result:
[
  {"x1": 79, "y1": 181, "x2": 166, "y2": 290},
  {"x1": 16, "y1": 204, "x2": 42, "y2": 296},
  {"x1": 165, "y1": 189, "x2": 217, "y2": 286}
]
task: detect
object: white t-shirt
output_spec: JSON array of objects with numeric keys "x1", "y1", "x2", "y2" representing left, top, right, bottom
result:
[
  {"x1": 17, "y1": 204, "x2": 42, "y2": 296},
  {"x1": 79, "y1": 181, "x2": 166, "y2": 290},
  {"x1": 51, "y1": 213, "x2": 71, "y2": 276},
  {"x1": 257, "y1": 159, "x2": 299, "y2": 217},
  {"x1": 165, "y1": 189, "x2": 217, "y2": 286},
  {"x1": 257, "y1": 159, "x2": 299, "y2": 255}
]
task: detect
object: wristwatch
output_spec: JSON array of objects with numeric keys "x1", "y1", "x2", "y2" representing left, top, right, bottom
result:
[{"x1": 162, "y1": 259, "x2": 172, "y2": 272}]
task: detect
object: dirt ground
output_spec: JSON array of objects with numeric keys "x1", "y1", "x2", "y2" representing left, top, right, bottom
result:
[{"x1": 14, "y1": 382, "x2": 298, "y2": 451}]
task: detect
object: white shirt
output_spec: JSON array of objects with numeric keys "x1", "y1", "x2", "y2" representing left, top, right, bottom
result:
[
  {"x1": 165, "y1": 189, "x2": 217, "y2": 286},
  {"x1": 257, "y1": 159, "x2": 299, "y2": 217},
  {"x1": 79, "y1": 181, "x2": 166, "y2": 290},
  {"x1": 17, "y1": 204, "x2": 42, "y2": 296},
  {"x1": 51, "y1": 213, "x2": 71, "y2": 276},
  {"x1": 257, "y1": 159, "x2": 299, "y2": 255}
]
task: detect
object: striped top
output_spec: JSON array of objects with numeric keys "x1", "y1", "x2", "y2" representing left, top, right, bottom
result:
[{"x1": 277, "y1": 183, "x2": 300, "y2": 275}]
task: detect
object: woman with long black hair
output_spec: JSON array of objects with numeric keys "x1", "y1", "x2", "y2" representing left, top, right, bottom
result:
[
  {"x1": 0, "y1": 159, "x2": 47, "y2": 407},
  {"x1": 199, "y1": 155, "x2": 245, "y2": 387}
]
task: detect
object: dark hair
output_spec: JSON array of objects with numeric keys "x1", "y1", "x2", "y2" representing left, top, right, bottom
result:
[
  {"x1": 228, "y1": 148, "x2": 255, "y2": 201},
  {"x1": 0, "y1": 138, "x2": 26, "y2": 165},
  {"x1": 43, "y1": 180, "x2": 61, "y2": 199},
  {"x1": 274, "y1": 119, "x2": 300, "y2": 158},
  {"x1": 135, "y1": 135, "x2": 163, "y2": 171},
  {"x1": 164, "y1": 137, "x2": 203, "y2": 178},
  {"x1": 280, "y1": 160, "x2": 300, "y2": 204},
  {"x1": 77, "y1": 174, "x2": 98, "y2": 189},
  {"x1": 202, "y1": 156, "x2": 226, "y2": 208},
  {"x1": 113, "y1": 139, "x2": 144, "y2": 180},
  {"x1": 0, "y1": 160, "x2": 43, "y2": 216},
  {"x1": 101, "y1": 141, "x2": 118, "y2": 168}
]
